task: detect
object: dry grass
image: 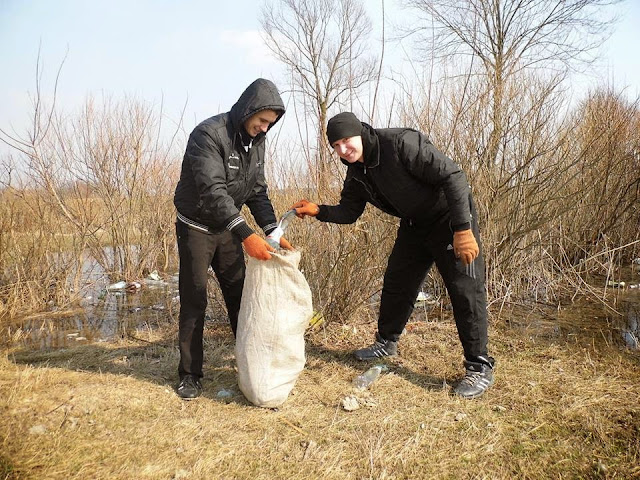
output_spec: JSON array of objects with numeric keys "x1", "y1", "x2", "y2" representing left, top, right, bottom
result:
[{"x1": 1, "y1": 311, "x2": 639, "y2": 480}]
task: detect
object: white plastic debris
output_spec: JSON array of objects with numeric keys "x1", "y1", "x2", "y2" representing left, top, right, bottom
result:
[
  {"x1": 352, "y1": 365, "x2": 388, "y2": 389},
  {"x1": 341, "y1": 396, "x2": 360, "y2": 411},
  {"x1": 216, "y1": 389, "x2": 234, "y2": 400},
  {"x1": 266, "y1": 209, "x2": 297, "y2": 248},
  {"x1": 147, "y1": 270, "x2": 162, "y2": 281},
  {"x1": 107, "y1": 281, "x2": 127, "y2": 290},
  {"x1": 29, "y1": 425, "x2": 47, "y2": 435}
]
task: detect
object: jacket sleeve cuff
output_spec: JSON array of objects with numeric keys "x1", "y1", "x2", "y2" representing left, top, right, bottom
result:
[
  {"x1": 316, "y1": 205, "x2": 328, "y2": 222},
  {"x1": 262, "y1": 223, "x2": 278, "y2": 236},
  {"x1": 226, "y1": 216, "x2": 255, "y2": 240},
  {"x1": 452, "y1": 222, "x2": 471, "y2": 232}
]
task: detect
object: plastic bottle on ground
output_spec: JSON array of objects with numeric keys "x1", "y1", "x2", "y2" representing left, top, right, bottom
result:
[{"x1": 352, "y1": 364, "x2": 388, "y2": 389}]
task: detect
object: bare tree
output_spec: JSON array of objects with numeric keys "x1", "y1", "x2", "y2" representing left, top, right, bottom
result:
[
  {"x1": 261, "y1": 0, "x2": 377, "y2": 193},
  {"x1": 391, "y1": 1, "x2": 639, "y2": 307},
  {"x1": 403, "y1": 0, "x2": 621, "y2": 167}
]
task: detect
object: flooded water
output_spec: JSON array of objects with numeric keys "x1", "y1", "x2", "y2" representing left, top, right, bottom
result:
[
  {"x1": 6, "y1": 256, "x2": 640, "y2": 353},
  {"x1": 6, "y1": 253, "x2": 181, "y2": 350},
  {"x1": 507, "y1": 289, "x2": 640, "y2": 351}
]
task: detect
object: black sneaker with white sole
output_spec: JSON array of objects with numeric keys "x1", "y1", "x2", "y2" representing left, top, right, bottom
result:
[
  {"x1": 177, "y1": 374, "x2": 202, "y2": 400},
  {"x1": 454, "y1": 356, "x2": 494, "y2": 399},
  {"x1": 354, "y1": 332, "x2": 398, "y2": 361}
]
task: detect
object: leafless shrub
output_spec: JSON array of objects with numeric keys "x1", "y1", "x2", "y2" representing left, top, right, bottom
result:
[
  {"x1": 398, "y1": 63, "x2": 639, "y2": 307},
  {"x1": 390, "y1": 0, "x2": 635, "y2": 310},
  {"x1": 60, "y1": 96, "x2": 181, "y2": 277},
  {"x1": 4, "y1": 95, "x2": 181, "y2": 278},
  {"x1": 554, "y1": 89, "x2": 640, "y2": 286},
  {"x1": 0, "y1": 58, "x2": 181, "y2": 319},
  {"x1": 0, "y1": 184, "x2": 82, "y2": 317}
]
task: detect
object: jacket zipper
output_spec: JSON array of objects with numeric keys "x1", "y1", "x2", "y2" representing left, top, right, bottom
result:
[{"x1": 233, "y1": 131, "x2": 251, "y2": 200}]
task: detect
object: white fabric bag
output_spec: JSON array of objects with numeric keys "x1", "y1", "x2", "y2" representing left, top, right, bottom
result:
[{"x1": 235, "y1": 250, "x2": 313, "y2": 408}]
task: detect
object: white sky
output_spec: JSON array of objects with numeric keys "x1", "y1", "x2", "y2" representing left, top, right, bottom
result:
[
  {"x1": 0, "y1": 1, "x2": 283, "y2": 144},
  {"x1": 0, "y1": 0, "x2": 638, "y2": 156}
]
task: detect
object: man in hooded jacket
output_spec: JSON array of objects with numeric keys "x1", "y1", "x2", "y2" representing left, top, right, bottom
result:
[
  {"x1": 293, "y1": 112, "x2": 495, "y2": 399},
  {"x1": 173, "y1": 78, "x2": 291, "y2": 399}
]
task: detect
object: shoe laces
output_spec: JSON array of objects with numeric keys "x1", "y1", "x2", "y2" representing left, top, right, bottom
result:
[
  {"x1": 371, "y1": 339, "x2": 391, "y2": 352},
  {"x1": 180, "y1": 376, "x2": 199, "y2": 389},
  {"x1": 460, "y1": 369, "x2": 485, "y2": 386}
]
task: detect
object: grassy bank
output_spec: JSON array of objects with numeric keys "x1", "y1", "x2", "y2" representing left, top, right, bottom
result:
[{"x1": 1, "y1": 314, "x2": 638, "y2": 479}]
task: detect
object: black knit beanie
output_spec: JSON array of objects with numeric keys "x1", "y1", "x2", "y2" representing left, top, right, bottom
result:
[{"x1": 326, "y1": 112, "x2": 363, "y2": 145}]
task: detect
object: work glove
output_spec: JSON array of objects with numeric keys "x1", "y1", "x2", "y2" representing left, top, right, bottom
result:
[
  {"x1": 453, "y1": 229, "x2": 479, "y2": 266},
  {"x1": 292, "y1": 199, "x2": 320, "y2": 218},
  {"x1": 242, "y1": 233, "x2": 275, "y2": 261}
]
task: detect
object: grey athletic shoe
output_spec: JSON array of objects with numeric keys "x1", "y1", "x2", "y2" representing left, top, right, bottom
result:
[
  {"x1": 454, "y1": 358, "x2": 494, "y2": 399},
  {"x1": 177, "y1": 374, "x2": 202, "y2": 400},
  {"x1": 354, "y1": 332, "x2": 398, "y2": 361}
]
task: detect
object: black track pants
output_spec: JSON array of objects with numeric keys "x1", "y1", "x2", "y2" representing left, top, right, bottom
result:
[
  {"x1": 176, "y1": 221, "x2": 245, "y2": 380},
  {"x1": 377, "y1": 217, "x2": 489, "y2": 360}
]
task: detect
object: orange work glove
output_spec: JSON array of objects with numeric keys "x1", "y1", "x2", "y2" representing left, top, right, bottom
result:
[
  {"x1": 453, "y1": 229, "x2": 479, "y2": 266},
  {"x1": 279, "y1": 236, "x2": 294, "y2": 250},
  {"x1": 242, "y1": 233, "x2": 275, "y2": 261},
  {"x1": 292, "y1": 199, "x2": 320, "y2": 218}
]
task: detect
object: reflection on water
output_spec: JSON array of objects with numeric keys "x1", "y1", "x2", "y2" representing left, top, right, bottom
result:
[
  {"x1": 10, "y1": 253, "x2": 180, "y2": 350},
  {"x1": 622, "y1": 301, "x2": 639, "y2": 349},
  {"x1": 7, "y1": 254, "x2": 640, "y2": 352},
  {"x1": 509, "y1": 290, "x2": 640, "y2": 351},
  {"x1": 16, "y1": 278, "x2": 180, "y2": 350}
]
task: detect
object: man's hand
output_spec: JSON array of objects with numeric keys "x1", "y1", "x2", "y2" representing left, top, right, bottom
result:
[
  {"x1": 242, "y1": 233, "x2": 275, "y2": 261},
  {"x1": 279, "y1": 236, "x2": 294, "y2": 250},
  {"x1": 292, "y1": 199, "x2": 320, "y2": 218},
  {"x1": 453, "y1": 229, "x2": 479, "y2": 265}
]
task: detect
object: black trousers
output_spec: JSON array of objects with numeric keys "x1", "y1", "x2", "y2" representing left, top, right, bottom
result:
[
  {"x1": 176, "y1": 221, "x2": 245, "y2": 380},
  {"x1": 378, "y1": 214, "x2": 490, "y2": 361}
]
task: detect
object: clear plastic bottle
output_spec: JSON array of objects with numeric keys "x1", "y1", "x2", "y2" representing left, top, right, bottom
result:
[
  {"x1": 266, "y1": 228, "x2": 284, "y2": 249},
  {"x1": 352, "y1": 364, "x2": 388, "y2": 389},
  {"x1": 267, "y1": 209, "x2": 297, "y2": 249}
]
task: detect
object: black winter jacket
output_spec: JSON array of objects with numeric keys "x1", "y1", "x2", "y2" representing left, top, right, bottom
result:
[
  {"x1": 174, "y1": 78, "x2": 285, "y2": 238},
  {"x1": 316, "y1": 123, "x2": 473, "y2": 230}
]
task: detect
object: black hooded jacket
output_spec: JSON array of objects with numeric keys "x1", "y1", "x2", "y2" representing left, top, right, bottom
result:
[
  {"x1": 316, "y1": 123, "x2": 473, "y2": 230},
  {"x1": 174, "y1": 78, "x2": 285, "y2": 239}
]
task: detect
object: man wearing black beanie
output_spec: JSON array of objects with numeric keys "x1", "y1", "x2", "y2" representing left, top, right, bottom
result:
[{"x1": 293, "y1": 112, "x2": 495, "y2": 399}]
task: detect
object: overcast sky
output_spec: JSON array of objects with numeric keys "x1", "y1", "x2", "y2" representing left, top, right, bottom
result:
[{"x1": 1, "y1": 0, "x2": 638, "y2": 154}]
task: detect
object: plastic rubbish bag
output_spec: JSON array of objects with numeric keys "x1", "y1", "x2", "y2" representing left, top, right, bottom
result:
[{"x1": 235, "y1": 250, "x2": 313, "y2": 408}]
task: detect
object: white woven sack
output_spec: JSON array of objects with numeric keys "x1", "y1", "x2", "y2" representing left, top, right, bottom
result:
[{"x1": 235, "y1": 250, "x2": 312, "y2": 408}]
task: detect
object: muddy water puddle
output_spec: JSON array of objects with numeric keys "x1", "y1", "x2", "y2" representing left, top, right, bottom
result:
[
  {"x1": 508, "y1": 290, "x2": 640, "y2": 351},
  {"x1": 7, "y1": 271, "x2": 181, "y2": 350},
  {"x1": 6, "y1": 257, "x2": 640, "y2": 353}
]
